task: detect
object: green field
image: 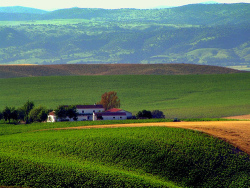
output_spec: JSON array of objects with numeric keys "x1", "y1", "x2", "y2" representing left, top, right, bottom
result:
[
  {"x1": 1, "y1": 73, "x2": 250, "y2": 118},
  {"x1": 0, "y1": 123, "x2": 249, "y2": 188}
]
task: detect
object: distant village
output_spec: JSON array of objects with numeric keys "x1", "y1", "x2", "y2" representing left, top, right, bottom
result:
[{"x1": 47, "y1": 105, "x2": 133, "y2": 122}]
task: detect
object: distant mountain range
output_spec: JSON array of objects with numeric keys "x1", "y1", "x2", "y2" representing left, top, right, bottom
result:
[
  {"x1": 0, "y1": 3, "x2": 249, "y2": 24},
  {"x1": 0, "y1": 3, "x2": 249, "y2": 67},
  {"x1": 0, "y1": 6, "x2": 47, "y2": 14},
  {"x1": 0, "y1": 1, "x2": 243, "y2": 13},
  {"x1": 200, "y1": 1, "x2": 220, "y2": 4}
]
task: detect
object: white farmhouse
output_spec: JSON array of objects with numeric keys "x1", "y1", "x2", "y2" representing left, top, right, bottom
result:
[
  {"x1": 105, "y1": 108, "x2": 133, "y2": 119},
  {"x1": 76, "y1": 105, "x2": 104, "y2": 121},
  {"x1": 47, "y1": 105, "x2": 133, "y2": 122},
  {"x1": 93, "y1": 112, "x2": 127, "y2": 121},
  {"x1": 47, "y1": 105, "x2": 104, "y2": 122}
]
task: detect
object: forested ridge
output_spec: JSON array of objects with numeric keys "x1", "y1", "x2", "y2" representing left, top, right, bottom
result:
[{"x1": 0, "y1": 3, "x2": 249, "y2": 67}]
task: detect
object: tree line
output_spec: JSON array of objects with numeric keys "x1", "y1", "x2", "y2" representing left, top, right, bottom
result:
[
  {"x1": 0, "y1": 100, "x2": 48, "y2": 124},
  {"x1": 0, "y1": 92, "x2": 165, "y2": 124}
]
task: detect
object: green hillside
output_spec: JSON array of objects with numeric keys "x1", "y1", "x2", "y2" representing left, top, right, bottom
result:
[
  {"x1": 1, "y1": 73, "x2": 249, "y2": 118},
  {"x1": 0, "y1": 125, "x2": 249, "y2": 187},
  {"x1": 0, "y1": 4, "x2": 249, "y2": 67}
]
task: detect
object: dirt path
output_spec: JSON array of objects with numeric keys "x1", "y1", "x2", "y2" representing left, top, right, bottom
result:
[
  {"x1": 54, "y1": 121, "x2": 250, "y2": 155},
  {"x1": 223, "y1": 114, "x2": 250, "y2": 120}
]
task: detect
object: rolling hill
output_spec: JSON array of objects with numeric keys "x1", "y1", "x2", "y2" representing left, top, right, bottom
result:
[
  {"x1": 0, "y1": 125, "x2": 249, "y2": 187},
  {"x1": 0, "y1": 3, "x2": 249, "y2": 67},
  {"x1": 0, "y1": 64, "x2": 243, "y2": 78}
]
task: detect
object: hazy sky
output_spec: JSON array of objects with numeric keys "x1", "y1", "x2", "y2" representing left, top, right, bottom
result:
[{"x1": 0, "y1": 0, "x2": 249, "y2": 10}]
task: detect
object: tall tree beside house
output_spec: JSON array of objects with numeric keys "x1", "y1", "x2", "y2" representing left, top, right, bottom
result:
[
  {"x1": 29, "y1": 106, "x2": 48, "y2": 123},
  {"x1": 54, "y1": 105, "x2": 78, "y2": 121},
  {"x1": 55, "y1": 105, "x2": 67, "y2": 120},
  {"x1": 66, "y1": 105, "x2": 78, "y2": 121},
  {"x1": 97, "y1": 91, "x2": 120, "y2": 111}
]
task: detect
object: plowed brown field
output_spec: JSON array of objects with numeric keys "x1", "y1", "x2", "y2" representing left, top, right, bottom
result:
[
  {"x1": 54, "y1": 121, "x2": 250, "y2": 155},
  {"x1": 0, "y1": 64, "x2": 243, "y2": 78}
]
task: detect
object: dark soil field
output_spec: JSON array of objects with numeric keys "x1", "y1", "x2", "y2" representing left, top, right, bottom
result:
[{"x1": 0, "y1": 64, "x2": 243, "y2": 78}]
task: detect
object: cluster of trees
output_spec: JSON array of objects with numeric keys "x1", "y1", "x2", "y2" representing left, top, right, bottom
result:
[
  {"x1": 0, "y1": 101, "x2": 48, "y2": 124},
  {"x1": 136, "y1": 110, "x2": 165, "y2": 119},
  {"x1": 54, "y1": 105, "x2": 77, "y2": 121}
]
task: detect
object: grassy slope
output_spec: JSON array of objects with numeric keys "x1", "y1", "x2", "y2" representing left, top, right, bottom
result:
[
  {"x1": 0, "y1": 124, "x2": 249, "y2": 187},
  {"x1": 0, "y1": 73, "x2": 249, "y2": 118}
]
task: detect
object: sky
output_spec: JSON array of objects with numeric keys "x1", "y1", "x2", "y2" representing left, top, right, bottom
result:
[{"x1": 0, "y1": 0, "x2": 249, "y2": 10}]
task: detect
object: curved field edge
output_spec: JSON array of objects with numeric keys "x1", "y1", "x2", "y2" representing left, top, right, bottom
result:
[
  {"x1": 0, "y1": 118, "x2": 239, "y2": 136},
  {"x1": 0, "y1": 127, "x2": 249, "y2": 188}
]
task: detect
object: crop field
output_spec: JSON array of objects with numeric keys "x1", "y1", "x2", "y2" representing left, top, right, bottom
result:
[
  {"x1": 0, "y1": 123, "x2": 249, "y2": 188},
  {"x1": 0, "y1": 73, "x2": 250, "y2": 118}
]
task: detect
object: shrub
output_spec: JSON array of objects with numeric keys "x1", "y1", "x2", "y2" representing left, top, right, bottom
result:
[
  {"x1": 136, "y1": 110, "x2": 152, "y2": 119},
  {"x1": 152, "y1": 110, "x2": 165, "y2": 119}
]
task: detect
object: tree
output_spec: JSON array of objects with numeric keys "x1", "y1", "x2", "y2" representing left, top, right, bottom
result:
[
  {"x1": 97, "y1": 91, "x2": 120, "y2": 111},
  {"x1": 29, "y1": 106, "x2": 48, "y2": 123},
  {"x1": 55, "y1": 105, "x2": 67, "y2": 120},
  {"x1": 10, "y1": 108, "x2": 18, "y2": 122},
  {"x1": 23, "y1": 100, "x2": 35, "y2": 123},
  {"x1": 152, "y1": 110, "x2": 165, "y2": 119},
  {"x1": 136, "y1": 110, "x2": 152, "y2": 119},
  {"x1": 17, "y1": 107, "x2": 25, "y2": 122},
  {"x1": 2, "y1": 106, "x2": 18, "y2": 123},
  {"x1": 2, "y1": 106, "x2": 12, "y2": 123},
  {"x1": 54, "y1": 105, "x2": 78, "y2": 121},
  {"x1": 66, "y1": 105, "x2": 78, "y2": 121}
]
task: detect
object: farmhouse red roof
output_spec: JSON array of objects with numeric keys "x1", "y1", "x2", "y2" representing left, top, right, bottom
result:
[
  {"x1": 106, "y1": 108, "x2": 122, "y2": 112},
  {"x1": 49, "y1": 111, "x2": 55, "y2": 116}
]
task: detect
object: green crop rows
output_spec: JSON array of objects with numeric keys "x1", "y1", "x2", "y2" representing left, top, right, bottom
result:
[
  {"x1": 0, "y1": 124, "x2": 249, "y2": 187},
  {"x1": 1, "y1": 73, "x2": 250, "y2": 118}
]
